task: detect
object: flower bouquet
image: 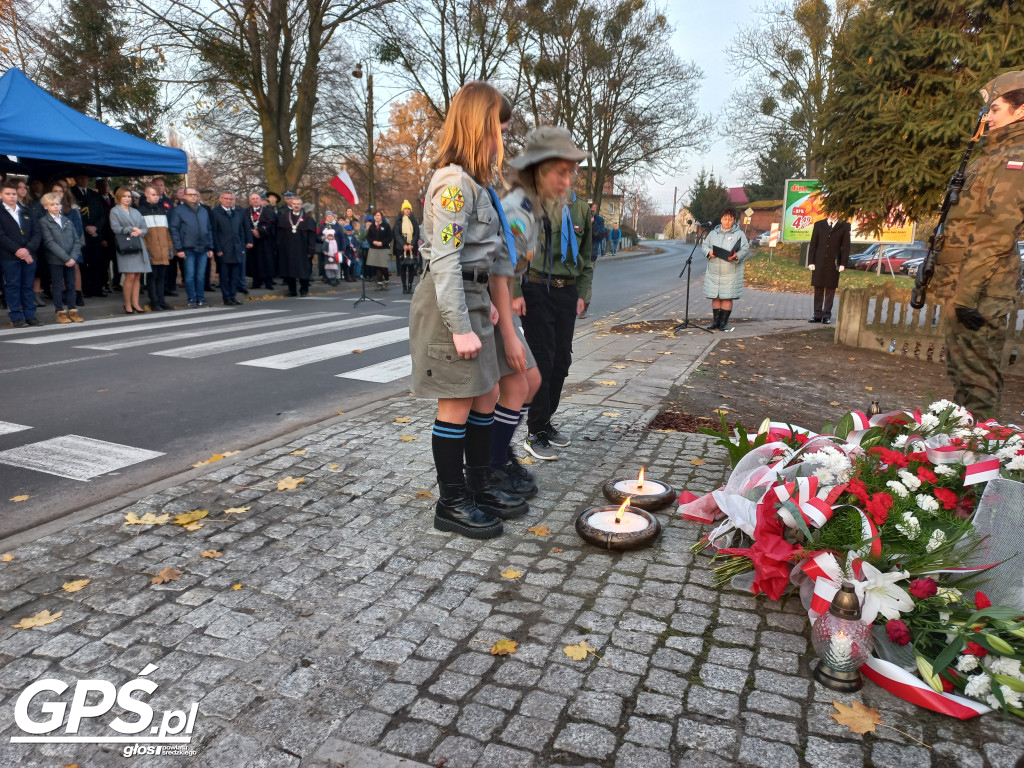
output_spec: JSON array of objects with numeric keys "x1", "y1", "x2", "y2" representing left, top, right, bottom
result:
[{"x1": 684, "y1": 400, "x2": 1024, "y2": 719}]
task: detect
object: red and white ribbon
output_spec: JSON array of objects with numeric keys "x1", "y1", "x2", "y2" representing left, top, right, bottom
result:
[
  {"x1": 862, "y1": 658, "x2": 991, "y2": 719},
  {"x1": 773, "y1": 477, "x2": 836, "y2": 530},
  {"x1": 963, "y1": 458, "x2": 1001, "y2": 487}
]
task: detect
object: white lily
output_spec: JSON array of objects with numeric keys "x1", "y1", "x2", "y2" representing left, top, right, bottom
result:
[{"x1": 853, "y1": 562, "x2": 914, "y2": 624}]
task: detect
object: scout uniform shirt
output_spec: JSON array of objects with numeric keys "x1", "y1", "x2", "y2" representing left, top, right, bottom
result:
[
  {"x1": 421, "y1": 164, "x2": 503, "y2": 335},
  {"x1": 495, "y1": 186, "x2": 540, "y2": 279},
  {"x1": 512, "y1": 192, "x2": 594, "y2": 301}
]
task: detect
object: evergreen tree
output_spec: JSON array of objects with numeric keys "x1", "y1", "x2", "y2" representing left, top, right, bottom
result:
[
  {"x1": 687, "y1": 169, "x2": 730, "y2": 227},
  {"x1": 744, "y1": 134, "x2": 804, "y2": 202},
  {"x1": 39, "y1": 0, "x2": 164, "y2": 134},
  {"x1": 818, "y1": 0, "x2": 1024, "y2": 230}
]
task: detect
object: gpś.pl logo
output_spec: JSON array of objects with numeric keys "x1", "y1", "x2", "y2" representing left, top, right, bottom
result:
[{"x1": 9, "y1": 663, "x2": 199, "y2": 757}]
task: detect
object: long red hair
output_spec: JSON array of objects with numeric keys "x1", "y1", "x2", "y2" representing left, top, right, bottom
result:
[{"x1": 431, "y1": 82, "x2": 505, "y2": 185}]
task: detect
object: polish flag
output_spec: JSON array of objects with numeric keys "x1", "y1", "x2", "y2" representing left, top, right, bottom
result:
[{"x1": 330, "y1": 169, "x2": 359, "y2": 206}]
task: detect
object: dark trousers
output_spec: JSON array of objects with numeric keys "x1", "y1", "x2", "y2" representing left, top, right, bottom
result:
[
  {"x1": 284, "y1": 277, "x2": 309, "y2": 296},
  {"x1": 236, "y1": 252, "x2": 247, "y2": 291},
  {"x1": 48, "y1": 262, "x2": 76, "y2": 311},
  {"x1": 220, "y1": 262, "x2": 241, "y2": 300},
  {"x1": 2, "y1": 258, "x2": 38, "y2": 322},
  {"x1": 165, "y1": 256, "x2": 180, "y2": 292},
  {"x1": 398, "y1": 263, "x2": 416, "y2": 289},
  {"x1": 521, "y1": 280, "x2": 578, "y2": 435},
  {"x1": 147, "y1": 264, "x2": 168, "y2": 307},
  {"x1": 813, "y1": 286, "x2": 836, "y2": 320},
  {"x1": 82, "y1": 237, "x2": 106, "y2": 295}
]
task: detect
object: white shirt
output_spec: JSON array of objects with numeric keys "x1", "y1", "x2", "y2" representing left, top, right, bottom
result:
[
  {"x1": 4, "y1": 204, "x2": 20, "y2": 225},
  {"x1": 51, "y1": 213, "x2": 63, "y2": 227}
]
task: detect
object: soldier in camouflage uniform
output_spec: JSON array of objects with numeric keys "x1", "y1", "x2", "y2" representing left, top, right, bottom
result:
[{"x1": 932, "y1": 70, "x2": 1024, "y2": 418}]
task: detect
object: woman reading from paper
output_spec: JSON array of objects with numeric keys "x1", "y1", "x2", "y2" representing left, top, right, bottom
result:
[{"x1": 702, "y1": 206, "x2": 750, "y2": 331}]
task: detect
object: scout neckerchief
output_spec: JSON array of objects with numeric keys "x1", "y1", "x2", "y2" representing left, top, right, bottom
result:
[
  {"x1": 487, "y1": 187, "x2": 517, "y2": 269},
  {"x1": 560, "y1": 191, "x2": 579, "y2": 266}
]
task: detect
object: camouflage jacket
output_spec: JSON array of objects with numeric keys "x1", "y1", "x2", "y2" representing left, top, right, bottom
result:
[{"x1": 935, "y1": 120, "x2": 1024, "y2": 306}]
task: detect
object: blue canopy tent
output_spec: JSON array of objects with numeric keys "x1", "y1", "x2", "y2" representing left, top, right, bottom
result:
[{"x1": 0, "y1": 67, "x2": 187, "y2": 178}]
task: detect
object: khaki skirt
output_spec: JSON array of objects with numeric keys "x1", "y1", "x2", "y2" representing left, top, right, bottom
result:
[
  {"x1": 409, "y1": 271, "x2": 500, "y2": 399},
  {"x1": 494, "y1": 314, "x2": 537, "y2": 378},
  {"x1": 366, "y1": 247, "x2": 392, "y2": 268}
]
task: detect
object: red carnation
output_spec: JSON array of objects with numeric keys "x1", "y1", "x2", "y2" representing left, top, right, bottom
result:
[
  {"x1": 793, "y1": 433, "x2": 810, "y2": 446},
  {"x1": 967, "y1": 641, "x2": 988, "y2": 658},
  {"x1": 885, "y1": 619, "x2": 911, "y2": 646},
  {"x1": 934, "y1": 487, "x2": 959, "y2": 510},
  {"x1": 847, "y1": 478, "x2": 870, "y2": 505},
  {"x1": 916, "y1": 466, "x2": 938, "y2": 484},
  {"x1": 907, "y1": 451, "x2": 929, "y2": 464},
  {"x1": 908, "y1": 578, "x2": 938, "y2": 599},
  {"x1": 975, "y1": 591, "x2": 992, "y2": 610},
  {"x1": 865, "y1": 492, "x2": 894, "y2": 526},
  {"x1": 941, "y1": 676, "x2": 954, "y2": 693}
]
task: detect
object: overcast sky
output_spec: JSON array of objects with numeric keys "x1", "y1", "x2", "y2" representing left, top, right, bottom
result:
[{"x1": 650, "y1": 0, "x2": 759, "y2": 212}]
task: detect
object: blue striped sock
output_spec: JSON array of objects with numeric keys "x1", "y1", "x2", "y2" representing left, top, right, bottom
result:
[
  {"x1": 432, "y1": 419, "x2": 466, "y2": 485},
  {"x1": 464, "y1": 410, "x2": 494, "y2": 468},
  {"x1": 491, "y1": 404, "x2": 522, "y2": 467}
]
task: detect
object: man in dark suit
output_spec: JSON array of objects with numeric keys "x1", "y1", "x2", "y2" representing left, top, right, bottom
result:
[
  {"x1": 95, "y1": 179, "x2": 117, "y2": 292},
  {"x1": 247, "y1": 192, "x2": 277, "y2": 289},
  {"x1": 807, "y1": 214, "x2": 851, "y2": 324},
  {"x1": 71, "y1": 174, "x2": 107, "y2": 297},
  {"x1": 210, "y1": 191, "x2": 252, "y2": 305},
  {"x1": 0, "y1": 180, "x2": 42, "y2": 327}
]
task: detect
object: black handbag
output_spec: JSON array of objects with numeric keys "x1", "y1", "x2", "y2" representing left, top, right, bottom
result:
[{"x1": 115, "y1": 232, "x2": 143, "y2": 255}]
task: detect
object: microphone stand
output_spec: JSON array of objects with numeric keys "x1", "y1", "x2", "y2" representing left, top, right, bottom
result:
[
  {"x1": 354, "y1": 254, "x2": 385, "y2": 307},
  {"x1": 671, "y1": 229, "x2": 712, "y2": 334}
]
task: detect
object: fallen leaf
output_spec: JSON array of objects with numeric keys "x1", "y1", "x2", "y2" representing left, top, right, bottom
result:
[
  {"x1": 1, "y1": 553, "x2": 13, "y2": 562},
  {"x1": 519, "y1": 456, "x2": 535, "y2": 466},
  {"x1": 290, "y1": 449, "x2": 307, "y2": 456},
  {"x1": 415, "y1": 490, "x2": 434, "y2": 498},
  {"x1": 399, "y1": 435, "x2": 418, "y2": 442},
  {"x1": 124, "y1": 512, "x2": 170, "y2": 526},
  {"x1": 563, "y1": 640, "x2": 598, "y2": 661},
  {"x1": 173, "y1": 509, "x2": 209, "y2": 527},
  {"x1": 277, "y1": 476, "x2": 306, "y2": 490},
  {"x1": 232, "y1": 583, "x2": 243, "y2": 590},
  {"x1": 737, "y1": 345, "x2": 746, "y2": 350},
  {"x1": 612, "y1": 364, "x2": 626, "y2": 369},
  {"x1": 829, "y1": 700, "x2": 882, "y2": 735},
  {"x1": 527, "y1": 525, "x2": 551, "y2": 537},
  {"x1": 690, "y1": 458, "x2": 706, "y2": 466},
  {"x1": 501, "y1": 568, "x2": 522, "y2": 579},
  {"x1": 720, "y1": 360, "x2": 735, "y2": 364},
  {"x1": 352, "y1": 349, "x2": 363, "y2": 354},
  {"x1": 13, "y1": 610, "x2": 62, "y2": 629},
  {"x1": 829, "y1": 401, "x2": 841, "y2": 407},
  {"x1": 394, "y1": 417, "x2": 411, "y2": 423},
  {"x1": 599, "y1": 380, "x2": 617, "y2": 386},
  {"x1": 97, "y1": 389, "x2": 106, "y2": 392},
  {"x1": 223, "y1": 505, "x2": 251, "y2": 515},
  {"x1": 200, "y1": 550, "x2": 222, "y2": 559},
  {"x1": 151, "y1": 567, "x2": 182, "y2": 585},
  {"x1": 866, "y1": 386, "x2": 874, "y2": 391},
  {"x1": 61, "y1": 579, "x2": 89, "y2": 593},
  {"x1": 602, "y1": 411, "x2": 621, "y2": 418},
  {"x1": 713, "y1": 409, "x2": 730, "y2": 415},
  {"x1": 183, "y1": 522, "x2": 204, "y2": 532},
  {"x1": 552, "y1": 548, "x2": 564, "y2": 553},
  {"x1": 329, "y1": 464, "x2": 339, "y2": 470},
  {"x1": 192, "y1": 450, "x2": 240, "y2": 468},
  {"x1": 10, "y1": 494, "x2": 29, "y2": 502},
  {"x1": 490, "y1": 638, "x2": 518, "y2": 656},
  {"x1": 337, "y1": 410, "x2": 345, "y2": 415}
]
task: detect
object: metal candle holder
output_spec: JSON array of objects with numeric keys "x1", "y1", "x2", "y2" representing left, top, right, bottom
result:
[
  {"x1": 602, "y1": 471, "x2": 676, "y2": 512},
  {"x1": 575, "y1": 502, "x2": 662, "y2": 551}
]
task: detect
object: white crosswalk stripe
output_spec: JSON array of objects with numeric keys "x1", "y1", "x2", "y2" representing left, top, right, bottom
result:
[
  {"x1": 0, "y1": 420, "x2": 32, "y2": 436},
  {"x1": 152, "y1": 315, "x2": 393, "y2": 359},
  {"x1": 336, "y1": 355, "x2": 412, "y2": 382},
  {"x1": 75, "y1": 312, "x2": 338, "y2": 351},
  {"x1": 1, "y1": 306, "x2": 231, "y2": 337},
  {"x1": 6, "y1": 309, "x2": 290, "y2": 345},
  {"x1": 240, "y1": 328, "x2": 410, "y2": 370},
  {"x1": 0, "y1": 435, "x2": 164, "y2": 481}
]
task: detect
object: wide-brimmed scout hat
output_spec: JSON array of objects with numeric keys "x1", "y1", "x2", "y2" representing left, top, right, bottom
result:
[
  {"x1": 980, "y1": 70, "x2": 1024, "y2": 102},
  {"x1": 508, "y1": 126, "x2": 588, "y2": 170}
]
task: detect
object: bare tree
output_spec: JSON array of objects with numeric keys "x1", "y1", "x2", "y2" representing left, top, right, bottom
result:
[{"x1": 0, "y1": 0, "x2": 49, "y2": 75}]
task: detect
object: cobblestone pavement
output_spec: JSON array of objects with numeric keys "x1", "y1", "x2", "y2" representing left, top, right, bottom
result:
[{"x1": 2, "y1": 313, "x2": 1023, "y2": 768}]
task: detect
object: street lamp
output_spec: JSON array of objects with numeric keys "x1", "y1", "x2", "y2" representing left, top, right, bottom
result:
[{"x1": 351, "y1": 62, "x2": 375, "y2": 211}]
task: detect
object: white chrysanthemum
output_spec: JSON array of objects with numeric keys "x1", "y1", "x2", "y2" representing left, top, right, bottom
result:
[
  {"x1": 1002, "y1": 686, "x2": 1024, "y2": 709},
  {"x1": 987, "y1": 656, "x2": 1023, "y2": 678},
  {"x1": 919, "y1": 413, "x2": 940, "y2": 431},
  {"x1": 934, "y1": 464, "x2": 958, "y2": 477},
  {"x1": 929, "y1": 399, "x2": 956, "y2": 414},
  {"x1": 896, "y1": 514, "x2": 921, "y2": 540},
  {"x1": 987, "y1": 694, "x2": 1002, "y2": 708},
  {"x1": 916, "y1": 494, "x2": 939, "y2": 513},
  {"x1": 973, "y1": 428, "x2": 989, "y2": 438},
  {"x1": 899, "y1": 470, "x2": 922, "y2": 491},
  {"x1": 953, "y1": 407, "x2": 973, "y2": 427},
  {"x1": 1007, "y1": 434, "x2": 1024, "y2": 447},
  {"x1": 952, "y1": 428, "x2": 972, "y2": 438},
  {"x1": 926, "y1": 529, "x2": 946, "y2": 552},
  {"x1": 1008, "y1": 455, "x2": 1024, "y2": 472},
  {"x1": 893, "y1": 435, "x2": 909, "y2": 448},
  {"x1": 964, "y1": 673, "x2": 992, "y2": 698},
  {"x1": 996, "y1": 445, "x2": 1021, "y2": 461},
  {"x1": 958, "y1": 654, "x2": 980, "y2": 672},
  {"x1": 886, "y1": 480, "x2": 909, "y2": 498},
  {"x1": 803, "y1": 446, "x2": 852, "y2": 485}
]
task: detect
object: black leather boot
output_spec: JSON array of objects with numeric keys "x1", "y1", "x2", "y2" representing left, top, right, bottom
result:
[
  {"x1": 465, "y1": 465, "x2": 529, "y2": 519},
  {"x1": 506, "y1": 446, "x2": 535, "y2": 484},
  {"x1": 493, "y1": 461, "x2": 539, "y2": 499},
  {"x1": 719, "y1": 309, "x2": 733, "y2": 331},
  {"x1": 709, "y1": 308, "x2": 721, "y2": 330},
  {"x1": 434, "y1": 482, "x2": 503, "y2": 538}
]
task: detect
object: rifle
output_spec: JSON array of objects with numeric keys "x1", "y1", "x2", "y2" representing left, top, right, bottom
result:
[{"x1": 910, "y1": 109, "x2": 988, "y2": 309}]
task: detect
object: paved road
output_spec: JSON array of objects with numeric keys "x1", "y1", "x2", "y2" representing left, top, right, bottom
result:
[{"x1": 0, "y1": 242, "x2": 809, "y2": 537}]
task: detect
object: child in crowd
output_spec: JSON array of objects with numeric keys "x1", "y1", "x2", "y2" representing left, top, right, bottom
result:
[{"x1": 38, "y1": 192, "x2": 84, "y2": 323}]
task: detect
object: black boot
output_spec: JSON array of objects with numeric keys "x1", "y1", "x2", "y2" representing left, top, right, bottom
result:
[
  {"x1": 719, "y1": 309, "x2": 733, "y2": 332},
  {"x1": 506, "y1": 446, "x2": 536, "y2": 484},
  {"x1": 465, "y1": 465, "x2": 529, "y2": 519},
  {"x1": 709, "y1": 308, "x2": 721, "y2": 330},
  {"x1": 493, "y1": 461, "x2": 539, "y2": 499},
  {"x1": 434, "y1": 482, "x2": 503, "y2": 538}
]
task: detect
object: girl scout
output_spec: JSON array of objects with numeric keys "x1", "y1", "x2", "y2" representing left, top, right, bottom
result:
[{"x1": 409, "y1": 82, "x2": 527, "y2": 539}]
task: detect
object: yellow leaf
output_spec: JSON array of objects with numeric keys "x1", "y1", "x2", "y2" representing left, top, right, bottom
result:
[
  {"x1": 501, "y1": 568, "x2": 522, "y2": 579},
  {"x1": 399, "y1": 435, "x2": 418, "y2": 442},
  {"x1": 713, "y1": 409, "x2": 730, "y2": 415},
  {"x1": 329, "y1": 465, "x2": 339, "y2": 470},
  {"x1": 232, "y1": 583, "x2": 243, "y2": 590},
  {"x1": 519, "y1": 456, "x2": 535, "y2": 466},
  {"x1": 124, "y1": 512, "x2": 170, "y2": 526},
  {"x1": 491, "y1": 638, "x2": 518, "y2": 656},
  {"x1": 394, "y1": 417, "x2": 411, "y2": 423},
  {"x1": 865, "y1": 386, "x2": 873, "y2": 391},
  {"x1": 200, "y1": 550, "x2": 222, "y2": 559},
  {"x1": 192, "y1": 450, "x2": 240, "y2": 468},
  {"x1": 13, "y1": 610, "x2": 62, "y2": 629},
  {"x1": 337, "y1": 411, "x2": 345, "y2": 415},
  {"x1": 602, "y1": 411, "x2": 621, "y2": 418},
  {"x1": 1, "y1": 553, "x2": 13, "y2": 562},
  {"x1": 290, "y1": 449, "x2": 307, "y2": 456},
  {"x1": 720, "y1": 360, "x2": 735, "y2": 364},
  {"x1": 151, "y1": 567, "x2": 182, "y2": 584},
  {"x1": 599, "y1": 380, "x2": 617, "y2": 386},
  {"x1": 415, "y1": 490, "x2": 434, "y2": 498},
  {"x1": 527, "y1": 525, "x2": 551, "y2": 537},
  {"x1": 829, "y1": 401, "x2": 841, "y2": 407},
  {"x1": 612, "y1": 364, "x2": 627, "y2": 369},
  {"x1": 552, "y1": 548, "x2": 564, "y2": 553},
  {"x1": 183, "y1": 522, "x2": 204, "y2": 532},
  {"x1": 223, "y1": 505, "x2": 251, "y2": 515},
  {"x1": 61, "y1": 579, "x2": 90, "y2": 593},
  {"x1": 172, "y1": 509, "x2": 209, "y2": 527},
  {"x1": 829, "y1": 700, "x2": 882, "y2": 735},
  {"x1": 276, "y1": 476, "x2": 306, "y2": 490},
  {"x1": 563, "y1": 640, "x2": 598, "y2": 661},
  {"x1": 737, "y1": 345, "x2": 746, "y2": 350},
  {"x1": 10, "y1": 494, "x2": 29, "y2": 502},
  {"x1": 690, "y1": 458, "x2": 706, "y2": 466}
]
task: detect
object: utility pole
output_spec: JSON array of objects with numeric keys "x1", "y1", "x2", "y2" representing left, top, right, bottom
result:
[
  {"x1": 352, "y1": 63, "x2": 376, "y2": 212},
  {"x1": 670, "y1": 187, "x2": 677, "y2": 240}
]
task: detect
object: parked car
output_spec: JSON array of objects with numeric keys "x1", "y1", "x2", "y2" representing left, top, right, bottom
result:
[
  {"x1": 856, "y1": 246, "x2": 928, "y2": 273},
  {"x1": 754, "y1": 230, "x2": 772, "y2": 247}
]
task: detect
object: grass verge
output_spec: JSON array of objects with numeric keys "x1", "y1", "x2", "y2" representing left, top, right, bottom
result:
[{"x1": 743, "y1": 248, "x2": 914, "y2": 293}]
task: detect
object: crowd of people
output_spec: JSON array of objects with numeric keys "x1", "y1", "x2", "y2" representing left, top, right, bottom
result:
[{"x1": 0, "y1": 174, "x2": 425, "y2": 326}]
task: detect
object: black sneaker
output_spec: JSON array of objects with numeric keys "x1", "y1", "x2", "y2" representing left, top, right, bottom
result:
[
  {"x1": 546, "y1": 424, "x2": 571, "y2": 447},
  {"x1": 25, "y1": 317, "x2": 42, "y2": 326},
  {"x1": 8, "y1": 320, "x2": 28, "y2": 328},
  {"x1": 524, "y1": 433, "x2": 558, "y2": 461}
]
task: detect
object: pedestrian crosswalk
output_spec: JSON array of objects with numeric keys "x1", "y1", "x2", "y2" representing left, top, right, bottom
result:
[
  {"x1": 0, "y1": 435, "x2": 164, "y2": 481},
  {"x1": 2, "y1": 307, "x2": 414, "y2": 384}
]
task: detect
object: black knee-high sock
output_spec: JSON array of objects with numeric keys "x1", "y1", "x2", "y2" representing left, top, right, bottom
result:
[
  {"x1": 464, "y1": 410, "x2": 494, "y2": 468},
  {"x1": 432, "y1": 419, "x2": 466, "y2": 485},
  {"x1": 491, "y1": 404, "x2": 521, "y2": 467}
]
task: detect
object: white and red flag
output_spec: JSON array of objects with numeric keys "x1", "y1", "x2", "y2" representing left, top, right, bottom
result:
[{"x1": 330, "y1": 169, "x2": 359, "y2": 206}]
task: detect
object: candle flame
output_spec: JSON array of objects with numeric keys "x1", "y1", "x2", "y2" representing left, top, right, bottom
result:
[
  {"x1": 637, "y1": 467, "x2": 645, "y2": 491},
  {"x1": 615, "y1": 497, "x2": 631, "y2": 523}
]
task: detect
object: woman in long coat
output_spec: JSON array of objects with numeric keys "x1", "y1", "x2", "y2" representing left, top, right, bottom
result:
[{"x1": 702, "y1": 206, "x2": 750, "y2": 331}]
